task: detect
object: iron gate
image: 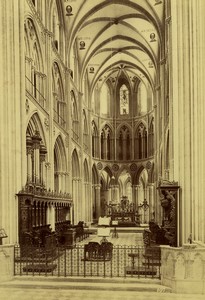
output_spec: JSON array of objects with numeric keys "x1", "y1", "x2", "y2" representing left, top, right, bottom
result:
[{"x1": 14, "y1": 243, "x2": 161, "y2": 279}]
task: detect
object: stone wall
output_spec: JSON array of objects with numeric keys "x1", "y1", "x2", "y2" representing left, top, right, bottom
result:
[
  {"x1": 0, "y1": 245, "x2": 14, "y2": 282},
  {"x1": 161, "y1": 244, "x2": 205, "y2": 294}
]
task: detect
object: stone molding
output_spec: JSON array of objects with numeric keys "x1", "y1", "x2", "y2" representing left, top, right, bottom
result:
[{"x1": 0, "y1": 245, "x2": 14, "y2": 282}]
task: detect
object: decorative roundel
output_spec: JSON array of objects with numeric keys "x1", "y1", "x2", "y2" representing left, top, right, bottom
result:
[
  {"x1": 112, "y1": 164, "x2": 119, "y2": 172},
  {"x1": 130, "y1": 163, "x2": 137, "y2": 171},
  {"x1": 146, "y1": 161, "x2": 152, "y2": 169},
  {"x1": 97, "y1": 162, "x2": 103, "y2": 170}
]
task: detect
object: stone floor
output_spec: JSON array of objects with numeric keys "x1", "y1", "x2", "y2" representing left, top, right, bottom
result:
[{"x1": 0, "y1": 285, "x2": 204, "y2": 300}]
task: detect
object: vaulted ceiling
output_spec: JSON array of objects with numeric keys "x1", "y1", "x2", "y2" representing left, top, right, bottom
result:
[{"x1": 63, "y1": 0, "x2": 164, "y2": 92}]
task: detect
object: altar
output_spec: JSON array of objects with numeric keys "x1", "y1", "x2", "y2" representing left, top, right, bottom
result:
[{"x1": 105, "y1": 196, "x2": 140, "y2": 227}]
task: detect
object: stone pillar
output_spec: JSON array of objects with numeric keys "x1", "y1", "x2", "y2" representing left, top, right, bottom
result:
[
  {"x1": 83, "y1": 182, "x2": 87, "y2": 222},
  {"x1": 170, "y1": 0, "x2": 205, "y2": 244},
  {"x1": 75, "y1": 178, "x2": 79, "y2": 223},
  {"x1": 115, "y1": 185, "x2": 120, "y2": 202},
  {"x1": 45, "y1": 162, "x2": 51, "y2": 188},
  {"x1": 32, "y1": 131, "x2": 41, "y2": 185},
  {"x1": 50, "y1": 205, "x2": 55, "y2": 231},
  {"x1": 108, "y1": 188, "x2": 111, "y2": 204},
  {"x1": 26, "y1": 134, "x2": 33, "y2": 183},
  {"x1": 132, "y1": 185, "x2": 137, "y2": 211},
  {"x1": 135, "y1": 185, "x2": 141, "y2": 211},
  {"x1": 148, "y1": 183, "x2": 155, "y2": 220},
  {"x1": 122, "y1": 137, "x2": 127, "y2": 160},
  {"x1": 95, "y1": 184, "x2": 101, "y2": 220},
  {"x1": 40, "y1": 144, "x2": 47, "y2": 185},
  {"x1": 103, "y1": 137, "x2": 107, "y2": 159}
]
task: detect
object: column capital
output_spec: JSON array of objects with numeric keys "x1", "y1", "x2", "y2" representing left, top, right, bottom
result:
[
  {"x1": 95, "y1": 184, "x2": 101, "y2": 189},
  {"x1": 147, "y1": 183, "x2": 155, "y2": 187}
]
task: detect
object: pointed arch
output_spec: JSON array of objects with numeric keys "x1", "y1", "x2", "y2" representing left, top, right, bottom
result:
[
  {"x1": 99, "y1": 82, "x2": 111, "y2": 116},
  {"x1": 54, "y1": 135, "x2": 67, "y2": 173},
  {"x1": 92, "y1": 164, "x2": 100, "y2": 185},
  {"x1": 116, "y1": 124, "x2": 131, "y2": 161},
  {"x1": 26, "y1": 112, "x2": 47, "y2": 185},
  {"x1": 148, "y1": 117, "x2": 154, "y2": 156},
  {"x1": 137, "y1": 81, "x2": 148, "y2": 115},
  {"x1": 100, "y1": 124, "x2": 113, "y2": 160},
  {"x1": 54, "y1": 135, "x2": 67, "y2": 193},
  {"x1": 91, "y1": 120, "x2": 99, "y2": 158},
  {"x1": 83, "y1": 158, "x2": 89, "y2": 183},
  {"x1": 83, "y1": 110, "x2": 89, "y2": 152},
  {"x1": 49, "y1": 0, "x2": 66, "y2": 56},
  {"x1": 72, "y1": 149, "x2": 81, "y2": 223},
  {"x1": 72, "y1": 149, "x2": 80, "y2": 178},
  {"x1": 26, "y1": 112, "x2": 46, "y2": 146},
  {"x1": 115, "y1": 74, "x2": 132, "y2": 117},
  {"x1": 71, "y1": 90, "x2": 79, "y2": 141},
  {"x1": 134, "y1": 122, "x2": 148, "y2": 159},
  {"x1": 24, "y1": 17, "x2": 46, "y2": 108},
  {"x1": 52, "y1": 62, "x2": 66, "y2": 128}
]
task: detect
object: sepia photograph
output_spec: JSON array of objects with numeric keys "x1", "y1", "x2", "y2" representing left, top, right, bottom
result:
[{"x1": 0, "y1": 0, "x2": 205, "y2": 299}]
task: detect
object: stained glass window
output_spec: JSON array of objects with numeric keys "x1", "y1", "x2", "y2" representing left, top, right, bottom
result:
[{"x1": 120, "y1": 84, "x2": 129, "y2": 115}]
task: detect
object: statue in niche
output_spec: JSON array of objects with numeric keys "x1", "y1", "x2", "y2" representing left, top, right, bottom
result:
[
  {"x1": 161, "y1": 189, "x2": 176, "y2": 225},
  {"x1": 160, "y1": 189, "x2": 177, "y2": 246}
]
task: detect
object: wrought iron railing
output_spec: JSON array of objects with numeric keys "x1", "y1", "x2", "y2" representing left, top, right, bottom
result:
[
  {"x1": 14, "y1": 243, "x2": 161, "y2": 279},
  {"x1": 25, "y1": 76, "x2": 46, "y2": 108},
  {"x1": 53, "y1": 109, "x2": 66, "y2": 129}
]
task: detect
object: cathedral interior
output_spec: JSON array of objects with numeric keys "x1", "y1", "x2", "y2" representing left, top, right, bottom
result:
[{"x1": 1, "y1": 0, "x2": 205, "y2": 295}]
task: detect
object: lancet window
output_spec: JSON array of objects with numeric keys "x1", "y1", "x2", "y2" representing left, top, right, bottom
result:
[
  {"x1": 24, "y1": 18, "x2": 46, "y2": 108},
  {"x1": 100, "y1": 125, "x2": 112, "y2": 160},
  {"x1": 91, "y1": 121, "x2": 99, "y2": 158},
  {"x1": 71, "y1": 91, "x2": 79, "y2": 141},
  {"x1": 117, "y1": 125, "x2": 131, "y2": 160},
  {"x1": 134, "y1": 123, "x2": 148, "y2": 159},
  {"x1": 120, "y1": 84, "x2": 129, "y2": 115},
  {"x1": 52, "y1": 62, "x2": 66, "y2": 128}
]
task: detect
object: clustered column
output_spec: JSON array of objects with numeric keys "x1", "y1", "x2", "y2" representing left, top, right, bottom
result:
[{"x1": 32, "y1": 131, "x2": 42, "y2": 184}]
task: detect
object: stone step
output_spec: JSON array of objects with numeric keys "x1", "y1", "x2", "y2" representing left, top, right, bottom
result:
[{"x1": 1, "y1": 277, "x2": 172, "y2": 293}]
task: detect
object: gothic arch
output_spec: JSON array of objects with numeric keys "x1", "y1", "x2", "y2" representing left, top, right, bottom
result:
[
  {"x1": 116, "y1": 75, "x2": 132, "y2": 116},
  {"x1": 26, "y1": 113, "x2": 47, "y2": 186},
  {"x1": 83, "y1": 110, "x2": 89, "y2": 151},
  {"x1": 26, "y1": 112, "x2": 46, "y2": 146},
  {"x1": 91, "y1": 120, "x2": 99, "y2": 158},
  {"x1": 83, "y1": 159, "x2": 89, "y2": 183},
  {"x1": 100, "y1": 124, "x2": 113, "y2": 160},
  {"x1": 92, "y1": 164, "x2": 100, "y2": 185},
  {"x1": 116, "y1": 124, "x2": 131, "y2": 160},
  {"x1": 54, "y1": 135, "x2": 67, "y2": 172},
  {"x1": 116, "y1": 122, "x2": 132, "y2": 135},
  {"x1": 72, "y1": 149, "x2": 81, "y2": 223},
  {"x1": 148, "y1": 117, "x2": 154, "y2": 156},
  {"x1": 72, "y1": 149, "x2": 80, "y2": 178},
  {"x1": 53, "y1": 135, "x2": 67, "y2": 193},
  {"x1": 71, "y1": 90, "x2": 79, "y2": 141},
  {"x1": 133, "y1": 165, "x2": 144, "y2": 185},
  {"x1": 134, "y1": 122, "x2": 148, "y2": 159},
  {"x1": 24, "y1": 17, "x2": 44, "y2": 70},
  {"x1": 52, "y1": 62, "x2": 66, "y2": 128},
  {"x1": 49, "y1": 0, "x2": 66, "y2": 54},
  {"x1": 24, "y1": 17, "x2": 46, "y2": 108},
  {"x1": 103, "y1": 165, "x2": 113, "y2": 179}
]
